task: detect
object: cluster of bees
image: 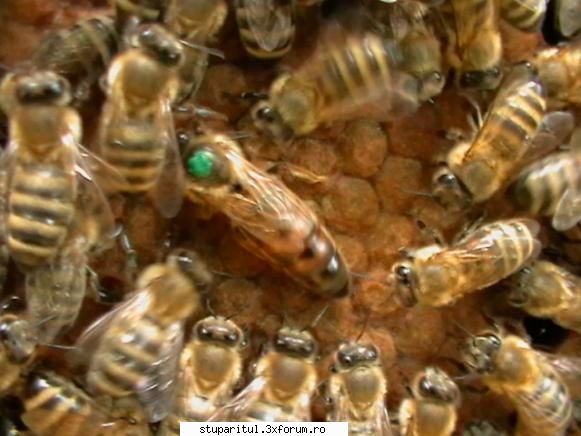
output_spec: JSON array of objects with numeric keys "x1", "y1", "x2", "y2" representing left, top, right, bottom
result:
[{"x1": 0, "y1": 0, "x2": 579, "y2": 435}]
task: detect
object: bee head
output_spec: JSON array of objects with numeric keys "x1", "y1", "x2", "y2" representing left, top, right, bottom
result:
[
  {"x1": 183, "y1": 135, "x2": 233, "y2": 186},
  {"x1": 431, "y1": 165, "x2": 471, "y2": 211},
  {"x1": 0, "y1": 317, "x2": 36, "y2": 364},
  {"x1": 392, "y1": 260, "x2": 419, "y2": 308},
  {"x1": 14, "y1": 72, "x2": 71, "y2": 106},
  {"x1": 167, "y1": 248, "x2": 213, "y2": 293},
  {"x1": 334, "y1": 343, "x2": 379, "y2": 371},
  {"x1": 251, "y1": 100, "x2": 293, "y2": 143},
  {"x1": 272, "y1": 327, "x2": 318, "y2": 359},
  {"x1": 135, "y1": 24, "x2": 183, "y2": 67},
  {"x1": 194, "y1": 316, "x2": 245, "y2": 348},
  {"x1": 415, "y1": 367, "x2": 460, "y2": 404},
  {"x1": 459, "y1": 66, "x2": 502, "y2": 90},
  {"x1": 463, "y1": 333, "x2": 502, "y2": 374},
  {"x1": 508, "y1": 262, "x2": 561, "y2": 309}
]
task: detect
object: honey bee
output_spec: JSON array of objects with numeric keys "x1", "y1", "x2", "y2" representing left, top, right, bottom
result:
[
  {"x1": 498, "y1": 0, "x2": 547, "y2": 32},
  {"x1": 557, "y1": 223, "x2": 581, "y2": 265},
  {"x1": 164, "y1": 0, "x2": 228, "y2": 105},
  {"x1": 22, "y1": 371, "x2": 150, "y2": 436},
  {"x1": 75, "y1": 251, "x2": 200, "y2": 422},
  {"x1": 0, "y1": 71, "x2": 119, "y2": 271},
  {"x1": 398, "y1": 367, "x2": 460, "y2": 436},
  {"x1": 0, "y1": 314, "x2": 36, "y2": 395},
  {"x1": 392, "y1": 218, "x2": 541, "y2": 308},
  {"x1": 463, "y1": 332, "x2": 573, "y2": 436},
  {"x1": 507, "y1": 148, "x2": 581, "y2": 232},
  {"x1": 440, "y1": 0, "x2": 503, "y2": 89},
  {"x1": 97, "y1": 24, "x2": 186, "y2": 218},
  {"x1": 251, "y1": 33, "x2": 420, "y2": 141},
  {"x1": 209, "y1": 326, "x2": 318, "y2": 422},
  {"x1": 508, "y1": 260, "x2": 581, "y2": 333},
  {"x1": 432, "y1": 64, "x2": 573, "y2": 211},
  {"x1": 234, "y1": 0, "x2": 296, "y2": 60},
  {"x1": 182, "y1": 133, "x2": 351, "y2": 298},
  {"x1": 159, "y1": 316, "x2": 245, "y2": 435},
  {"x1": 532, "y1": 41, "x2": 581, "y2": 110},
  {"x1": 29, "y1": 15, "x2": 119, "y2": 104},
  {"x1": 325, "y1": 342, "x2": 393, "y2": 435}
]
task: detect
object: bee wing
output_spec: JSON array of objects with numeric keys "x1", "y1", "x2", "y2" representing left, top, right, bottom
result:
[
  {"x1": 137, "y1": 321, "x2": 184, "y2": 422},
  {"x1": 326, "y1": 379, "x2": 350, "y2": 422},
  {"x1": 462, "y1": 67, "x2": 542, "y2": 163},
  {"x1": 552, "y1": 184, "x2": 581, "y2": 231},
  {"x1": 526, "y1": 111, "x2": 575, "y2": 158},
  {"x1": 447, "y1": 219, "x2": 541, "y2": 278},
  {"x1": 237, "y1": 0, "x2": 295, "y2": 52},
  {"x1": 150, "y1": 97, "x2": 185, "y2": 219},
  {"x1": 540, "y1": 354, "x2": 581, "y2": 383},
  {"x1": 208, "y1": 376, "x2": 267, "y2": 421},
  {"x1": 25, "y1": 245, "x2": 87, "y2": 343},
  {"x1": 70, "y1": 136, "x2": 127, "y2": 251},
  {"x1": 377, "y1": 402, "x2": 395, "y2": 436},
  {"x1": 555, "y1": 0, "x2": 581, "y2": 37},
  {"x1": 70, "y1": 290, "x2": 151, "y2": 371},
  {"x1": 500, "y1": 0, "x2": 546, "y2": 30}
]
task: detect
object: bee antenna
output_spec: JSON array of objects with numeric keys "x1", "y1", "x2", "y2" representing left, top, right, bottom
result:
[
  {"x1": 178, "y1": 40, "x2": 225, "y2": 59},
  {"x1": 354, "y1": 310, "x2": 371, "y2": 343},
  {"x1": 205, "y1": 297, "x2": 216, "y2": 317},
  {"x1": 40, "y1": 343, "x2": 78, "y2": 351},
  {"x1": 451, "y1": 319, "x2": 475, "y2": 338},
  {"x1": 304, "y1": 304, "x2": 329, "y2": 331},
  {"x1": 398, "y1": 187, "x2": 435, "y2": 198}
]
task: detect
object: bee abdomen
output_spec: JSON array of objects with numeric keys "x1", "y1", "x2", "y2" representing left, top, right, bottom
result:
[
  {"x1": 90, "y1": 317, "x2": 164, "y2": 398},
  {"x1": 500, "y1": 0, "x2": 546, "y2": 32},
  {"x1": 23, "y1": 372, "x2": 105, "y2": 436},
  {"x1": 8, "y1": 166, "x2": 75, "y2": 267},
  {"x1": 508, "y1": 153, "x2": 581, "y2": 216},
  {"x1": 517, "y1": 374, "x2": 572, "y2": 434},
  {"x1": 317, "y1": 35, "x2": 399, "y2": 104},
  {"x1": 235, "y1": 0, "x2": 295, "y2": 60}
]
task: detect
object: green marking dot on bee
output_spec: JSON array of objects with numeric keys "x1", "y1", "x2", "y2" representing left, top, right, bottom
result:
[{"x1": 187, "y1": 151, "x2": 214, "y2": 179}]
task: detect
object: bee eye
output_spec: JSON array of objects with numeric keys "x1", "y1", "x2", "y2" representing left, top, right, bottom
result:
[
  {"x1": 437, "y1": 173, "x2": 457, "y2": 187},
  {"x1": 227, "y1": 333, "x2": 239, "y2": 343},
  {"x1": 395, "y1": 265, "x2": 412, "y2": 286},
  {"x1": 368, "y1": 348, "x2": 378, "y2": 360},
  {"x1": 257, "y1": 106, "x2": 276, "y2": 123},
  {"x1": 491, "y1": 67, "x2": 501, "y2": 77},
  {"x1": 187, "y1": 150, "x2": 216, "y2": 179},
  {"x1": 197, "y1": 325, "x2": 211, "y2": 339},
  {"x1": 302, "y1": 341, "x2": 314, "y2": 354},
  {"x1": 431, "y1": 72, "x2": 443, "y2": 82}
]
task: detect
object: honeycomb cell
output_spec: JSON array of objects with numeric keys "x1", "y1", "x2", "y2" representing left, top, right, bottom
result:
[
  {"x1": 339, "y1": 119, "x2": 388, "y2": 178},
  {"x1": 374, "y1": 156, "x2": 425, "y2": 213}
]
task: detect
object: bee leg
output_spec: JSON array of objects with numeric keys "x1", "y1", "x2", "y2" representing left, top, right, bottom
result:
[
  {"x1": 172, "y1": 102, "x2": 229, "y2": 121},
  {"x1": 115, "y1": 224, "x2": 139, "y2": 281}
]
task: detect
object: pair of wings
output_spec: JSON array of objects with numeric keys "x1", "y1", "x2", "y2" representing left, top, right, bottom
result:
[
  {"x1": 73, "y1": 290, "x2": 184, "y2": 423},
  {"x1": 554, "y1": 0, "x2": 581, "y2": 37},
  {"x1": 235, "y1": 0, "x2": 295, "y2": 53},
  {"x1": 97, "y1": 61, "x2": 185, "y2": 218},
  {"x1": 327, "y1": 382, "x2": 393, "y2": 436},
  {"x1": 460, "y1": 66, "x2": 574, "y2": 169}
]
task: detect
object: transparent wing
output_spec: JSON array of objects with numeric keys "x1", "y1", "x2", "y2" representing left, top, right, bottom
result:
[
  {"x1": 527, "y1": 111, "x2": 574, "y2": 158},
  {"x1": 377, "y1": 401, "x2": 395, "y2": 436},
  {"x1": 138, "y1": 321, "x2": 184, "y2": 422},
  {"x1": 67, "y1": 132, "x2": 126, "y2": 252},
  {"x1": 238, "y1": 0, "x2": 295, "y2": 52},
  {"x1": 326, "y1": 379, "x2": 350, "y2": 422},
  {"x1": 208, "y1": 377, "x2": 267, "y2": 421},
  {"x1": 293, "y1": 391, "x2": 313, "y2": 422},
  {"x1": 463, "y1": 66, "x2": 542, "y2": 163},
  {"x1": 540, "y1": 353, "x2": 581, "y2": 384},
  {"x1": 556, "y1": 0, "x2": 581, "y2": 37},
  {"x1": 444, "y1": 219, "x2": 541, "y2": 280},
  {"x1": 150, "y1": 97, "x2": 185, "y2": 219},
  {"x1": 25, "y1": 244, "x2": 87, "y2": 343},
  {"x1": 552, "y1": 185, "x2": 581, "y2": 231},
  {"x1": 500, "y1": 0, "x2": 546, "y2": 31},
  {"x1": 70, "y1": 290, "x2": 150, "y2": 372}
]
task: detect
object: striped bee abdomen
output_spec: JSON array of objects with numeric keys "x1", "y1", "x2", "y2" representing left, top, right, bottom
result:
[
  {"x1": 23, "y1": 371, "x2": 107, "y2": 436},
  {"x1": 7, "y1": 163, "x2": 76, "y2": 269},
  {"x1": 508, "y1": 152, "x2": 581, "y2": 216},
  {"x1": 499, "y1": 0, "x2": 546, "y2": 32},
  {"x1": 515, "y1": 372, "x2": 572, "y2": 435},
  {"x1": 89, "y1": 315, "x2": 165, "y2": 398},
  {"x1": 235, "y1": 0, "x2": 295, "y2": 60},
  {"x1": 103, "y1": 122, "x2": 166, "y2": 193}
]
